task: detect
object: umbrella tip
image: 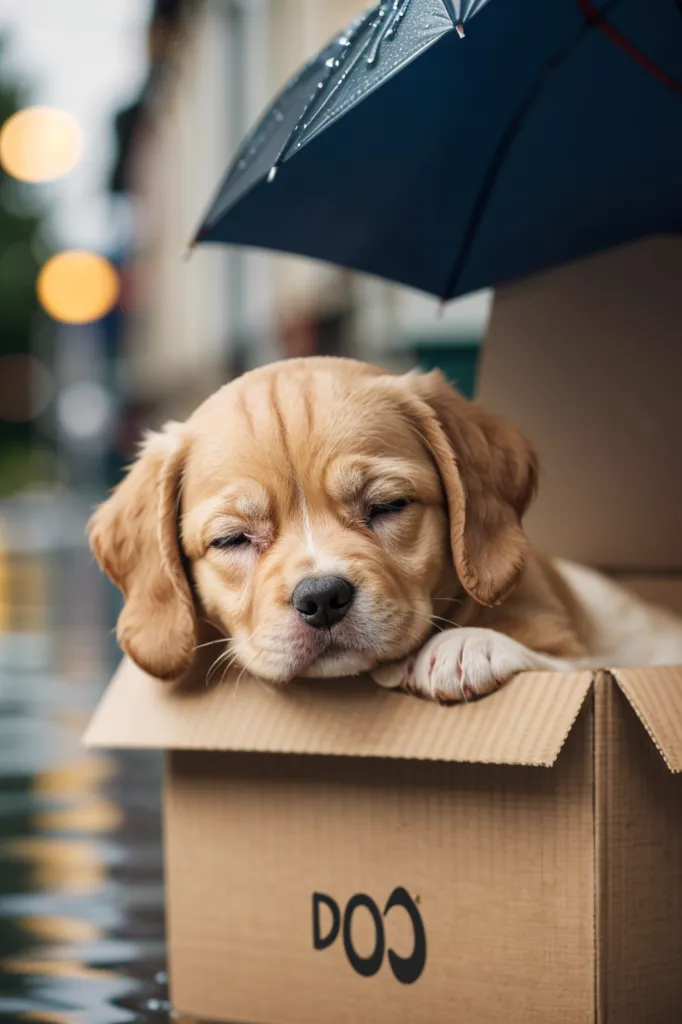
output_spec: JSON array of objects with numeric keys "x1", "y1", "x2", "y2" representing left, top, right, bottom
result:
[
  {"x1": 455, "y1": 23, "x2": 465, "y2": 38},
  {"x1": 267, "y1": 165, "x2": 278, "y2": 183},
  {"x1": 181, "y1": 241, "x2": 196, "y2": 263}
]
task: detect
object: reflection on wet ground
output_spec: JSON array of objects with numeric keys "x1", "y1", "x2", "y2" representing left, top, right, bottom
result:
[{"x1": 0, "y1": 499, "x2": 183, "y2": 1023}]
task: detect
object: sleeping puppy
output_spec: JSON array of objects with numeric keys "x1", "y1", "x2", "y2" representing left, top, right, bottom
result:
[{"x1": 88, "y1": 357, "x2": 682, "y2": 702}]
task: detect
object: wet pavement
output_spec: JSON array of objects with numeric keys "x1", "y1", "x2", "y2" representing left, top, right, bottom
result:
[{"x1": 0, "y1": 496, "x2": 181, "y2": 1023}]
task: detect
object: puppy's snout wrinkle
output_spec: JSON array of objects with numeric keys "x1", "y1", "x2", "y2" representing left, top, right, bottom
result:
[{"x1": 292, "y1": 576, "x2": 355, "y2": 629}]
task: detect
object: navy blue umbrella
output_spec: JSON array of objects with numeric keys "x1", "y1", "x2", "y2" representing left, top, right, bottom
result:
[{"x1": 191, "y1": 0, "x2": 682, "y2": 300}]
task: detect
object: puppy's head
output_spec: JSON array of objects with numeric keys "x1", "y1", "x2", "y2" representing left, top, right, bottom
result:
[{"x1": 88, "y1": 358, "x2": 536, "y2": 683}]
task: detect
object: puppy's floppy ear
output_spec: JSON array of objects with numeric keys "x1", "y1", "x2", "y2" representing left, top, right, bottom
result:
[
  {"x1": 398, "y1": 370, "x2": 537, "y2": 607},
  {"x1": 87, "y1": 423, "x2": 197, "y2": 680}
]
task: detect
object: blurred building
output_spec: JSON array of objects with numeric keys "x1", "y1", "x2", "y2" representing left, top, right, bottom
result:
[{"x1": 111, "y1": 0, "x2": 489, "y2": 426}]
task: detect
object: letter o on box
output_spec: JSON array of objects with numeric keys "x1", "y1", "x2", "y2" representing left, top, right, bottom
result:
[
  {"x1": 343, "y1": 894, "x2": 385, "y2": 978},
  {"x1": 312, "y1": 889, "x2": 426, "y2": 984}
]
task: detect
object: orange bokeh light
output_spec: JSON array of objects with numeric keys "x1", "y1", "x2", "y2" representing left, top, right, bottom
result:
[
  {"x1": 37, "y1": 251, "x2": 120, "y2": 325},
  {"x1": 0, "y1": 107, "x2": 83, "y2": 183}
]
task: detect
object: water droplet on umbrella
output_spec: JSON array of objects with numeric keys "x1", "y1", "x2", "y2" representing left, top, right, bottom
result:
[
  {"x1": 267, "y1": 166, "x2": 278, "y2": 183},
  {"x1": 268, "y1": 5, "x2": 376, "y2": 171},
  {"x1": 368, "y1": 0, "x2": 411, "y2": 60}
]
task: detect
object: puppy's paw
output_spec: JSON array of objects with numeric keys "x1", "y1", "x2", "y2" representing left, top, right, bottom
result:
[{"x1": 392, "y1": 628, "x2": 546, "y2": 704}]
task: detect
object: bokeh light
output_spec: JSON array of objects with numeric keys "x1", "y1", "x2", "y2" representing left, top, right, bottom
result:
[
  {"x1": 0, "y1": 354, "x2": 54, "y2": 423},
  {"x1": 0, "y1": 107, "x2": 83, "y2": 183},
  {"x1": 56, "y1": 381, "x2": 114, "y2": 443},
  {"x1": 37, "y1": 251, "x2": 120, "y2": 325}
]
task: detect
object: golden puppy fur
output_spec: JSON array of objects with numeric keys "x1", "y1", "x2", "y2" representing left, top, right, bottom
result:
[{"x1": 88, "y1": 357, "x2": 682, "y2": 703}]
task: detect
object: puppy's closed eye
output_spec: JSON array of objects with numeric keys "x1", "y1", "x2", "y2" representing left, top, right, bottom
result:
[
  {"x1": 365, "y1": 497, "x2": 413, "y2": 526},
  {"x1": 208, "y1": 530, "x2": 271, "y2": 562},
  {"x1": 210, "y1": 533, "x2": 251, "y2": 550}
]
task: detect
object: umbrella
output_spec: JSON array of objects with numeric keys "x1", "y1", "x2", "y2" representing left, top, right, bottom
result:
[{"x1": 191, "y1": 0, "x2": 682, "y2": 301}]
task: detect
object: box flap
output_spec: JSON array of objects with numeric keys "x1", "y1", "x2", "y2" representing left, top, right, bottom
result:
[
  {"x1": 611, "y1": 666, "x2": 682, "y2": 773},
  {"x1": 479, "y1": 236, "x2": 682, "y2": 569},
  {"x1": 84, "y1": 659, "x2": 593, "y2": 767}
]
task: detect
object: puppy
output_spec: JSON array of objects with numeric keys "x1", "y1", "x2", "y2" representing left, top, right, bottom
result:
[{"x1": 88, "y1": 357, "x2": 682, "y2": 702}]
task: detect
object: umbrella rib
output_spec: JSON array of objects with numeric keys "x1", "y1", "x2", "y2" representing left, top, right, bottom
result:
[
  {"x1": 270, "y1": 7, "x2": 379, "y2": 177},
  {"x1": 441, "y1": 0, "x2": 625, "y2": 301},
  {"x1": 576, "y1": 0, "x2": 682, "y2": 97},
  {"x1": 297, "y1": 0, "x2": 421, "y2": 152}
]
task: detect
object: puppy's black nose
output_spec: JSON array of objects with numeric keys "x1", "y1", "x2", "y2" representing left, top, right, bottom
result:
[{"x1": 292, "y1": 576, "x2": 355, "y2": 629}]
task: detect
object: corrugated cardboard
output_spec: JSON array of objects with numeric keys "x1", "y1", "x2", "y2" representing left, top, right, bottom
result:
[
  {"x1": 163, "y1": 719, "x2": 596, "y2": 1024},
  {"x1": 479, "y1": 236, "x2": 682, "y2": 570},
  {"x1": 86, "y1": 663, "x2": 682, "y2": 1024},
  {"x1": 84, "y1": 659, "x2": 593, "y2": 767},
  {"x1": 594, "y1": 674, "x2": 682, "y2": 1021},
  {"x1": 86, "y1": 238, "x2": 682, "y2": 1022}
]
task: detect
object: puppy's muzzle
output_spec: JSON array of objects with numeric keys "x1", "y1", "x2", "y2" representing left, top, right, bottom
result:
[{"x1": 292, "y1": 576, "x2": 355, "y2": 629}]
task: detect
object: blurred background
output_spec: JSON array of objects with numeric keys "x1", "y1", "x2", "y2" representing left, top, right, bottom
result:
[{"x1": 0, "y1": 1, "x2": 488, "y2": 1021}]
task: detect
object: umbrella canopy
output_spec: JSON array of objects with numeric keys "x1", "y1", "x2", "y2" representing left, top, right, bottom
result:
[{"x1": 192, "y1": 0, "x2": 682, "y2": 301}]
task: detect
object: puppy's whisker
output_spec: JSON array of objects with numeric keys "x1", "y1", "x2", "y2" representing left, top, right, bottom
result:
[
  {"x1": 206, "y1": 630, "x2": 255, "y2": 686},
  {"x1": 232, "y1": 648, "x2": 263, "y2": 697},
  {"x1": 403, "y1": 622, "x2": 427, "y2": 640},
  {"x1": 219, "y1": 653, "x2": 243, "y2": 686},
  {"x1": 391, "y1": 622, "x2": 431, "y2": 649},
  {"x1": 215, "y1": 638, "x2": 258, "y2": 686},
  {"x1": 233, "y1": 624, "x2": 268, "y2": 656},
  {"x1": 198, "y1": 617, "x2": 229, "y2": 639},
  {"x1": 207, "y1": 646, "x2": 234, "y2": 687},
  {"x1": 430, "y1": 614, "x2": 458, "y2": 628},
  {"x1": 193, "y1": 637, "x2": 230, "y2": 653},
  {"x1": 206, "y1": 647, "x2": 229, "y2": 678},
  {"x1": 213, "y1": 625, "x2": 269, "y2": 687},
  {"x1": 215, "y1": 646, "x2": 249, "y2": 683}
]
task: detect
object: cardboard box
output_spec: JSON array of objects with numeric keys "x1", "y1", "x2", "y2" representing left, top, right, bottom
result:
[{"x1": 86, "y1": 238, "x2": 682, "y2": 1023}]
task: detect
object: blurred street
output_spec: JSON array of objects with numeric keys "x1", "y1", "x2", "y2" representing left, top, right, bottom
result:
[{"x1": 0, "y1": 501, "x2": 179, "y2": 1024}]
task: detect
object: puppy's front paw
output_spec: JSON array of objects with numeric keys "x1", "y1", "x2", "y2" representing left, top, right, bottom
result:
[{"x1": 386, "y1": 628, "x2": 544, "y2": 704}]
